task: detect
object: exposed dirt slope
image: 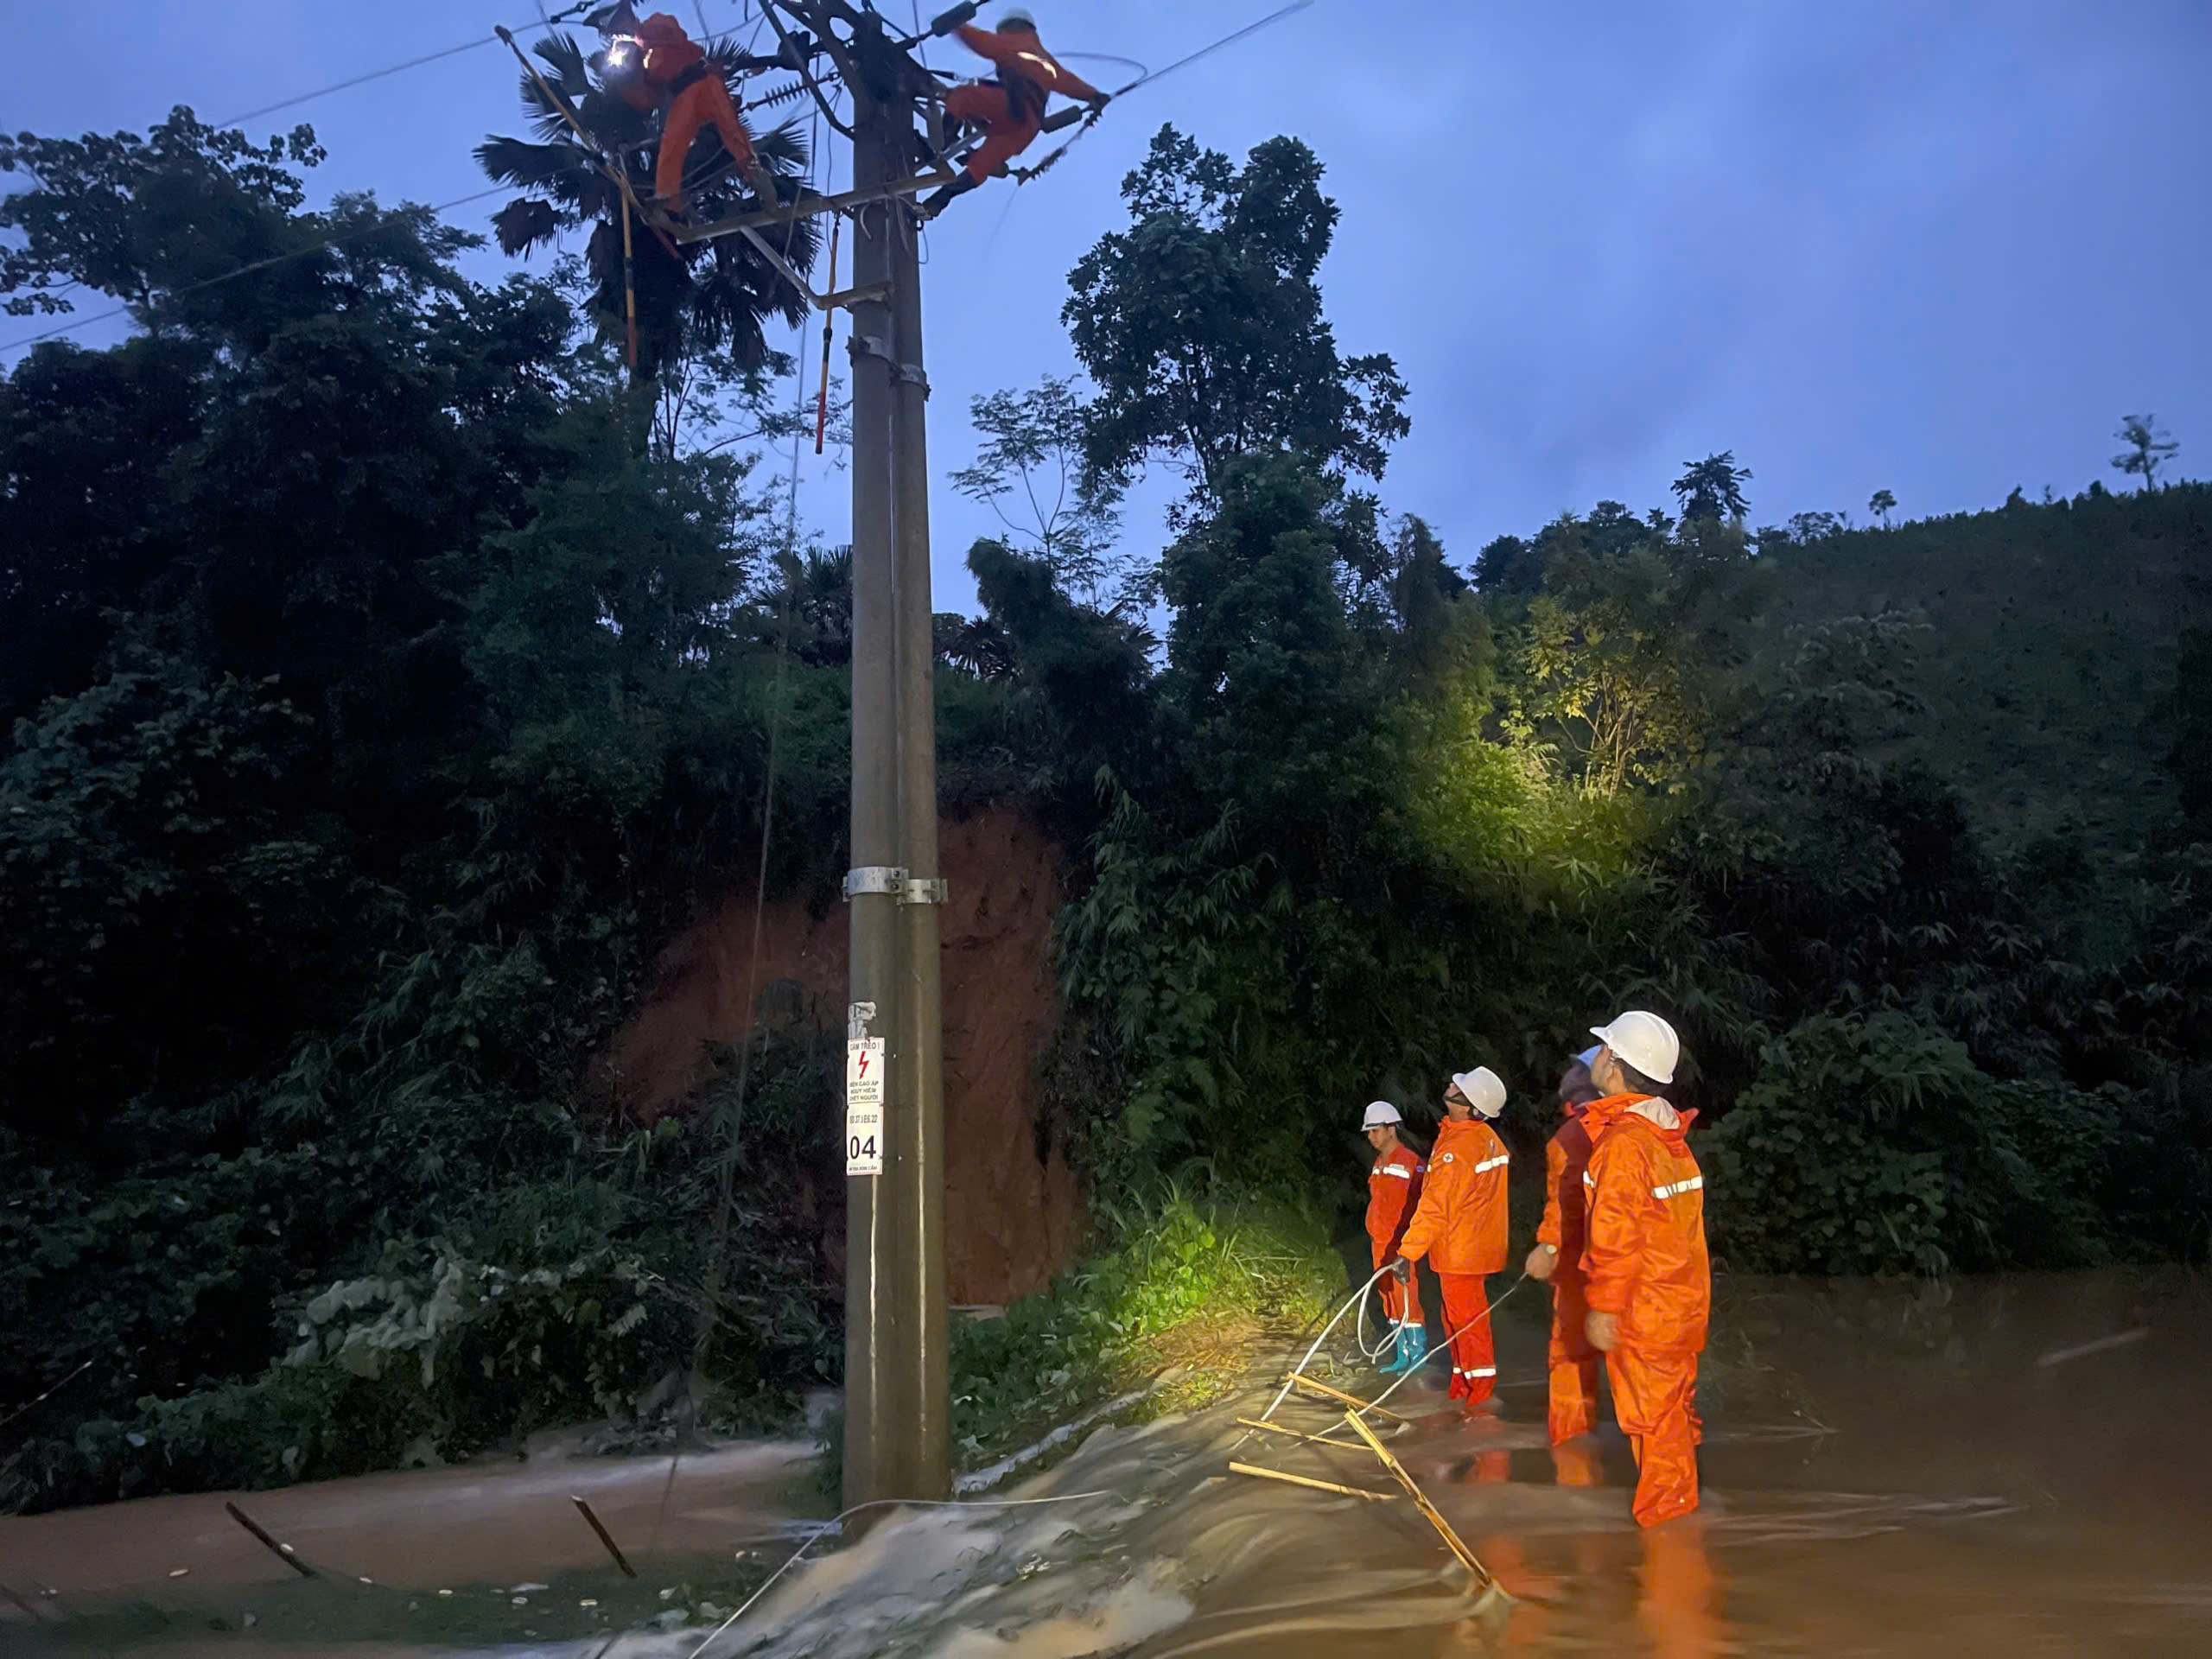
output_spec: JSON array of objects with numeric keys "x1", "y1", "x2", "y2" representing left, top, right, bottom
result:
[{"x1": 600, "y1": 808, "x2": 1081, "y2": 1304}]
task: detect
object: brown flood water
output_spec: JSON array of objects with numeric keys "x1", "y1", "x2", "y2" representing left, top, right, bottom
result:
[{"x1": 4, "y1": 1269, "x2": 2209, "y2": 1656}]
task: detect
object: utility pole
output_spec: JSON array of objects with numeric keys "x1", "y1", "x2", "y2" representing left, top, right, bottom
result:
[
  {"x1": 888, "y1": 144, "x2": 950, "y2": 1501},
  {"x1": 836, "y1": 14, "x2": 949, "y2": 1511},
  {"x1": 840, "y1": 73, "x2": 909, "y2": 1510}
]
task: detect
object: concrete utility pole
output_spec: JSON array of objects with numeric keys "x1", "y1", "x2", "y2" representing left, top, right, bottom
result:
[{"x1": 837, "y1": 41, "x2": 949, "y2": 1510}]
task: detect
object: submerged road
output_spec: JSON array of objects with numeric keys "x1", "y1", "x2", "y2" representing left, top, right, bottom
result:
[{"x1": 5, "y1": 1269, "x2": 2209, "y2": 1655}]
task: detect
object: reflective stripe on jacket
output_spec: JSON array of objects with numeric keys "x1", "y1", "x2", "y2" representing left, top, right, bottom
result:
[
  {"x1": 1365, "y1": 1144, "x2": 1425, "y2": 1255},
  {"x1": 1395, "y1": 1116, "x2": 1510, "y2": 1276},
  {"x1": 1580, "y1": 1094, "x2": 1709, "y2": 1354}
]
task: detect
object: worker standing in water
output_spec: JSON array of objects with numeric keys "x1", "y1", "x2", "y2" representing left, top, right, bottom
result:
[
  {"x1": 1391, "y1": 1069, "x2": 1511, "y2": 1409},
  {"x1": 1526, "y1": 1046, "x2": 1607, "y2": 1446},
  {"x1": 597, "y1": 8, "x2": 779, "y2": 214},
  {"x1": 1578, "y1": 1010, "x2": 1709, "y2": 1527},
  {"x1": 924, "y1": 9, "x2": 1109, "y2": 215},
  {"x1": 1361, "y1": 1102, "x2": 1428, "y2": 1375}
]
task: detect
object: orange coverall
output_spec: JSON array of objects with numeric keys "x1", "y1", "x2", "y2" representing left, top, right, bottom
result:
[
  {"x1": 1581, "y1": 1095, "x2": 1710, "y2": 1527},
  {"x1": 626, "y1": 15, "x2": 760, "y2": 207},
  {"x1": 1535, "y1": 1101, "x2": 1601, "y2": 1445},
  {"x1": 1365, "y1": 1141, "x2": 1425, "y2": 1325},
  {"x1": 947, "y1": 24, "x2": 1102, "y2": 183},
  {"x1": 1395, "y1": 1115, "x2": 1510, "y2": 1403}
]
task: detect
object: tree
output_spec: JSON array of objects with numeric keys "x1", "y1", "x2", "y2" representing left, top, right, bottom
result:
[
  {"x1": 476, "y1": 30, "x2": 818, "y2": 384},
  {"x1": 950, "y1": 376, "x2": 1129, "y2": 604},
  {"x1": 1870, "y1": 488, "x2": 1897, "y2": 527},
  {"x1": 2113, "y1": 414, "x2": 2178, "y2": 491},
  {"x1": 1670, "y1": 452, "x2": 1752, "y2": 524},
  {"x1": 1064, "y1": 126, "x2": 1409, "y2": 497}
]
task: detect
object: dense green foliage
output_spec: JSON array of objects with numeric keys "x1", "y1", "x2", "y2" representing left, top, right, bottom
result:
[{"x1": 3, "y1": 108, "x2": 2209, "y2": 1515}]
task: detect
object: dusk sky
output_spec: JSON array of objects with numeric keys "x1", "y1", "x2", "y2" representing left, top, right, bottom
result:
[{"x1": 7, "y1": 1, "x2": 2209, "y2": 611}]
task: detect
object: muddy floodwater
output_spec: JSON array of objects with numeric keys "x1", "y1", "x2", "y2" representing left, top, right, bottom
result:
[{"x1": 4, "y1": 1269, "x2": 2209, "y2": 1657}]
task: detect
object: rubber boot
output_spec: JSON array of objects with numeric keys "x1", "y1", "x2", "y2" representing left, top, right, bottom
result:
[
  {"x1": 1396, "y1": 1320, "x2": 1430, "y2": 1375},
  {"x1": 1378, "y1": 1319, "x2": 1416, "y2": 1374}
]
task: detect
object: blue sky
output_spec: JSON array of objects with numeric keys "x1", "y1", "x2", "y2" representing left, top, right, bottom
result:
[{"x1": 6, "y1": 2, "x2": 2209, "y2": 611}]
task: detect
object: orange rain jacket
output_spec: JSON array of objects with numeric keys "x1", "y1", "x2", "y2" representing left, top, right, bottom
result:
[
  {"x1": 1365, "y1": 1142, "x2": 1425, "y2": 1257},
  {"x1": 1535, "y1": 1102, "x2": 1597, "y2": 1280},
  {"x1": 953, "y1": 24, "x2": 1103, "y2": 124},
  {"x1": 1395, "y1": 1116, "x2": 1510, "y2": 1276},
  {"x1": 1580, "y1": 1095, "x2": 1709, "y2": 1353}
]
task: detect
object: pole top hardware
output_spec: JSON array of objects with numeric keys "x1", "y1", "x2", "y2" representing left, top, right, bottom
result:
[{"x1": 843, "y1": 865, "x2": 906, "y2": 899}]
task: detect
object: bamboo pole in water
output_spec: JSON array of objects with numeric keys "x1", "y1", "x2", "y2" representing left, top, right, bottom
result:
[
  {"x1": 1340, "y1": 1412, "x2": 1493, "y2": 1586},
  {"x1": 1287, "y1": 1373, "x2": 1412, "y2": 1423},
  {"x1": 1227, "y1": 1462, "x2": 1397, "y2": 1501}
]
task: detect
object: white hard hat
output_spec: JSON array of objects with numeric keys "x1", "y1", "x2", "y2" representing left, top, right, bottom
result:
[
  {"x1": 1589, "y1": 1011, "x2": 1680, "y2": 1086},
  {"x1": 1448, "y1": 1067, "x2": 1506, "y2": 1119},
  {"x1": 998, "y1": 8, "x2": 1036, "y2": 28},
  {"x1": 1361, "y1": 1101, "x2": 1402, "y2": 1129}
]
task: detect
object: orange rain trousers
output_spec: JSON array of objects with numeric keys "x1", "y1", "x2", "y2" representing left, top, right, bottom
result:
[
  {"x1": 1548, "y1": 1275, "x2": 1605, "y2": 1443},
  {"x1": 1536, "y1": 1111, "x2": 1603, "y2": 1444},
  {"x1": 944, "y1": 82, "x2": 1042, "y2": 184},
  {"x1": 657, "y1": 75, "x2": 757, "y2": 207},
  {"x1": 1436, "y1": 1271, "x2": 1496, "y2": 1404},
  {"x1": 1610, "y1": 1346, "x2": 1703, "y2": 1527}
]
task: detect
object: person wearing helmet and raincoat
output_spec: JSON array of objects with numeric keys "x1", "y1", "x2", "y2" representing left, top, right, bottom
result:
[
  {"x1": 1575, "y1": 1010, "x2": 1709, "y2": 1527},
  {"x1": 1361, "y1": 1101, "x2": 1428, "y2": 1375},
  {"x1": 595, "y1": 7, "x2": 779, "y2": 213},
  {"x1": 925, "y1": 10, "x2": 1109, "y2": 213},
  {"x1": 1526, "y1": 1045, "x2": 1606, "y2": 1448},
  {"x1": 1390, "y1": 1068, "x2": 1511, "y2": 1408}
]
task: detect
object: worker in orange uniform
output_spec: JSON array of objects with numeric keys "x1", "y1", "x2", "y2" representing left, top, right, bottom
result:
[
  {"x1": 601, "y1": 10, "x2": 778, "y2": 214},
  {"x1": 924, "y1": 9, "x2": 1109, "y2": 214},
  {"x1": 1361, "y1": 1101, "x2": 1428, "y2": 1375},
  {"x1": 1525, "y1": 1045, "x2": 1606, "y2": 1446},
  {"x1": 1390, "y1": 1067, "x2": 1511, "y2": 1408},
  {"x1": 1578, "y1": 1010, "x2": 1709, "y2": 1527}
]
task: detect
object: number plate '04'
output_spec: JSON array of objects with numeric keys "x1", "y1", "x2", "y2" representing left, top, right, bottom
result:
[{"x1": 845, "y1": 1038, "x2": 885, "y2": 1176}]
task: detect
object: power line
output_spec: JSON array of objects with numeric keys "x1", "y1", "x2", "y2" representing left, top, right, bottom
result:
[
  {"x1": 216, "y1": 36, "x2": 503, "y2": 129},
  {"x1": 0, "y1": 184, "x2": 512, "y2": 354}
]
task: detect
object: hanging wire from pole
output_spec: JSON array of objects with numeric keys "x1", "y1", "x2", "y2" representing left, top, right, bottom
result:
[
  {"x1": 1000, "y1": 0, "x2": 1316, "y2": 190},
  {"x1": 213, "y1": 3, "x2": 603, "y2": 129}
]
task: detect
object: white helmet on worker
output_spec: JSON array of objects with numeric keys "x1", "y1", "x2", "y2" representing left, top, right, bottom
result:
[
  {"x1": 1361, "y1": 1100, "x2": 1402, "y2": 1129},
  {"x1": 1589, "y1": 1010, "x2": 1681, "y2": 1086},
  {"x1": 1448, "y1": 1066, "x2": 1506, "y2": 1119},
  {"x1": 998, "y1": 7, "x2": 1036, "y2": 29}
]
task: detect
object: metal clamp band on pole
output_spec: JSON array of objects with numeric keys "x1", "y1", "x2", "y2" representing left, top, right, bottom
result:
[
  {"x1": 896, "y1": 362, "x2": 931, "y2": 396},
  {"x1": 843, "y1": 865, "x2": 906, "y2": 899},
  {"x1": 901, "y1": 877, "x2": 949, "y2": 906},
  {"x1": 849, "y1": 332, "x2": 895, "y2": 365}
]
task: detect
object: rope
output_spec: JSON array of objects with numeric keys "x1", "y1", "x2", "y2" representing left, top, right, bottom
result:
[{"x1": 1362, "y1": 1273, "x2": 1529, "y2": 1418}]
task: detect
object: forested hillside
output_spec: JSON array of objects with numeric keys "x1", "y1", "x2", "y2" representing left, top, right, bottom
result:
[{"x1": 3, "y1": 111, "x2": 2206, "y2": 1514}]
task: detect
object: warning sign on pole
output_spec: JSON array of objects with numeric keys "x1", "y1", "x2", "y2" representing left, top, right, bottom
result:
[{"x1": 845, "y1": 1038, "x2": 885, "y2": 1176}]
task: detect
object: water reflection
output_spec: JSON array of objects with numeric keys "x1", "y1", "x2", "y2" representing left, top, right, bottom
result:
[{"x1": 4, "y1": 1270, "x2": 2209, "y2": 1656}]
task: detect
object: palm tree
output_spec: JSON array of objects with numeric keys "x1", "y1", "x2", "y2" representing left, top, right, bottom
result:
[
  {"x1": 475, "y1": 30, "x2": 822, "y2": 384},
  {"x1": 1670, "y1": 451, "x2": 1753, "y2": 523}
]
